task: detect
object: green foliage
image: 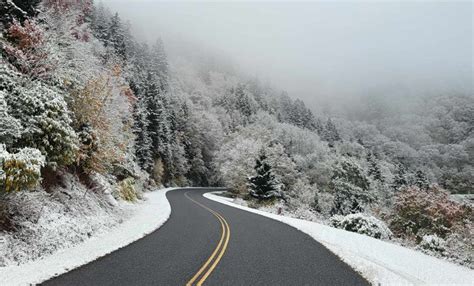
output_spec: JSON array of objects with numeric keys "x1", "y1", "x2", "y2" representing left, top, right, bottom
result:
[
  {"x1": 329, "y1": 157, "x2": 372, "y2": 215},
  {"x1": 1, "y1": 66, "x2": 78, "y2": 167},
  {"x1": 247, "y1": 151, "x2": 281, "y2": 200}
]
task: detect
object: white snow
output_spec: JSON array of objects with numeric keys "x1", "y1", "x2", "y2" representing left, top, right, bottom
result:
[
  {"x1": 0, "y1": 188, "x2": 177, "y2": 286},
  {"x1": 204, "y1": 192, "x2": 474, "y2": 285}
]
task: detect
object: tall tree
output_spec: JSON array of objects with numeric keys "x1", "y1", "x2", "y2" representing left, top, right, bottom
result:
[
  {"x1": 248, "y1": 150, "x2": 280, "y2": 200},
  {"x1": 367, "y1": 152, "x2": 384, "y2": 183},
  {"x1": 392, "y1": 163, "x2": 408, "y2": 191}
]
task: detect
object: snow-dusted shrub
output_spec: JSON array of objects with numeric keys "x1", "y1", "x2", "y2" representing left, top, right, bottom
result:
[
  {"x1": 0, "y1": 145, "x2": 45, "y2": 192},
  {"x1": 331, "y1": 213, "x2": 393, "y2": 239},
  {"x1": 3, "y1": 19, "x2": 52, "y2": 79},
  {"x1": 444, "y1": 224, "x2": 474, "y2": 268},
  {"x1": 1, "y1": 66, "x2": 78, "y2": 167},
  {"x1": 390, "y1": 186, "x2": 468, "y2": 238},
  {"x1": 312, "y1": 191, "x2": 335, "y2": 217},
  {"x1": 420, "y1": 234, "x2": 446, "y2": 253},
  {"x1": 329, "y1": 157, "x2": 373, "y2": 215},
  {"x1": 0, "y1": 174, "x2": 127, "y2": 267},
  {"x1": 118, "y1": 178, "x2": 138, "y2": 202},
  {"x1": 0, "y1": 90, "x2": 22, "y2": 146}
]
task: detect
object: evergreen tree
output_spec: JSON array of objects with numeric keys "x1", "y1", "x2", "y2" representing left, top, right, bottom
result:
[
  {"x1": 90, "y1": 2, "x2": 110, "y2": 43},
  {"x1": 392, "y1": 163, "x2": 408, "y2": 191},
  {"x1": 330, "y1": 157, "x2": 372, "y2": 215},
  {"x1": 367, "y1": 152, "x2": 384, "y2": 183},
  {"x1": 414, "y1": 169, "x2": 429, "y2": 189},
  {"x1": 234, "y1": 85, "x2": 254, "y2": 119},
  {"x1": 107, "y1": 13, "x2": 127, "y2": 61},
  {"x1": 132, "y1": 83, "x2": 153, "y2": 171},
  {"x1": 322, "y1": 118, "x2": 341, "y2": 147},
  {"x1": 150, "y1": 38, "x2": 169, "y2": 87},
  {"x1": 248, "y1": 151, "x2": 280, "y2": 200}
]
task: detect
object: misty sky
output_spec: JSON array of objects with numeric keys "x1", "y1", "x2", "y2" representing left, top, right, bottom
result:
[{"x1": 103, "y1": 1, "x2": 473, "y2": 105}]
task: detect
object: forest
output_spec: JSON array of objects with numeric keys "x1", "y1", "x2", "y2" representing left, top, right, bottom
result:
[{"x1": 0, "y1": 0, "x2": 472, "y2": 269}]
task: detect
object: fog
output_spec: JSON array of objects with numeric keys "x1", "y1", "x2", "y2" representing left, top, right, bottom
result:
[{"x1": 103, "y1": 1, "x2": 472, "y2": 108}]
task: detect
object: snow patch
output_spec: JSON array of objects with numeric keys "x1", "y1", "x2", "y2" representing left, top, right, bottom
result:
[
  {"x1": 204, "y1": 192, "x2": 474, "y2": 285},
  {"x1": 0, "y1": 187, "x2": 178, "y2": 285}
]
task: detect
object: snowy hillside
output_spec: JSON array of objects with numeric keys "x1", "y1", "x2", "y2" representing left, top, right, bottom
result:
[{"x1": 0, "y1": 0, "x2": 472, "y2": 281}]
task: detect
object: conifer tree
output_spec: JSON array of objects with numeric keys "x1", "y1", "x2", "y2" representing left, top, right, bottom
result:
[
  {"x1": 107, "y1": 12, "x2": 127, "y2": 61},
  {"x1": 414, "y1": 169, "x2": 429, "y2": 189},
  {"x1": 392, "y1": 163, "x2": 408, "y2": 191},
  {"x1": 248, "y1": 151, "x2": 280, "y2": 200},
  {"x1": 322, "y1": 118, "x2": 341, "y2": 147},
  {"x1": 367, "y1": 152, "x2": 384, "y2": 183}
]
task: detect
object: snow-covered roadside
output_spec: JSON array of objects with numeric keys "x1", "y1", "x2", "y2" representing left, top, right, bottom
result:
[
  {"x1": 0, "y1": 187, "x2": 177, "y2": 286},
  {"x1": 204, "y1": 192, "x2": 474, "y2": 285}
]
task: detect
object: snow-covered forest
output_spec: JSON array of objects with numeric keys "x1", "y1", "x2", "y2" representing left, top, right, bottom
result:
[{"x1": 0, "y1": 0, "x2": 472, "y2": 269}]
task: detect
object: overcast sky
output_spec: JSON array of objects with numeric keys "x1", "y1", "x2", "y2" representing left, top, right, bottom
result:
[{"x1": 103, "y1": 1, "x2": 472, "y2": 105}]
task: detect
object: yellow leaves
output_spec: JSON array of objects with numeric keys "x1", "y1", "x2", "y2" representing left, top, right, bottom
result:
[
  {"x1": 118, "y1": 178, "x2": 138, "y2": 202},
  {"x1": 2, "y1": 159, "x2": 41, "y2": 192},
  {"x1": 111, "y1": 64, "x2": 122, "y2": 77},
  {"x1": 71, "y1": 68, "x2": 134, "y2": 174}
]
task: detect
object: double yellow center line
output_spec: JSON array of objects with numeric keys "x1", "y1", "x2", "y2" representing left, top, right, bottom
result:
[{"x1": 184, "y1": 192, "x2": 230, "y2": 286}]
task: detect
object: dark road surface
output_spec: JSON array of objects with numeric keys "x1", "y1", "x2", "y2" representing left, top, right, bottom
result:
[{"x1": 43, "y1": 188, "x2": 369, "y2": 286}]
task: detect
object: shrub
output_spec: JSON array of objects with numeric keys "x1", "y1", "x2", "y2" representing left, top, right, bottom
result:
[
  {"x1": 0, "y1": 145, "x2": 45, "y2": 192},
  {"x1": 390, "y1": 186, "x2": 468, "y2": 238},
  {"x1": 118, "y1": 178, "x2": 137, "y2": 202},
  {"x1": 420, "y1": 234, "x2": 446, "y2": 253},
  {"x1": 1, "y1": 66, "x2": 78, "y2": 167},
  {"x1": 331, "y1": 213, "x2": 392, "y2": 239}
]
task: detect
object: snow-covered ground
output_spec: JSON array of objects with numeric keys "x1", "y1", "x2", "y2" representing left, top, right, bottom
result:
[
  {"x1": 0, "y1": 187, "x2": 176, "y2": 285},
  {"x1": 204, "y1": 192, "x2": 474, "y2": 285}
]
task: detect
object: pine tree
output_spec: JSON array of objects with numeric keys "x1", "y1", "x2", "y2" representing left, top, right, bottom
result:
[
  {"x1": 150, "y1": 38, "x2": 168, "y2": 86},
  {"x1": 367, "y1": 152, "x2": 384, "y2": 183},
  {"x1": 392, "y1": 163, "x2": 408, "y2": 191},
  {"x1": 107, "y1": 12, "x2": 127, "y2": 61},
  {"x1": 329, "y1": 157, "x2": 372, "y2": 215},
  {"x1": 248, "y1": 151, "x2": 280, "y2": 200},
  {"x1": 414, "y1": 170, "x2": 429, "y2": 189},
  {"x1": 90, "y1": 2, "x2": 110, "y2": 43},
  {"x1": 132, "y1": 86, "x2": 153, "y2": 171},
  {"x1": 322, "y1": 118, "x2": 341, "y2": 147},
  {"x1": 234, "y1": 85, "x2": 254, "y2": 119}
]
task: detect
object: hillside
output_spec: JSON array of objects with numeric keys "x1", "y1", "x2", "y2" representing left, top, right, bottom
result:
[{"x1": 0, "y1": 0, "x2": 472, "y2": 273}]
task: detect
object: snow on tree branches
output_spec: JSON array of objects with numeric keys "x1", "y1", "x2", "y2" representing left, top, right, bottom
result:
[{"x1": 247, "y1": 150, "x2": 282, "y2": 200}]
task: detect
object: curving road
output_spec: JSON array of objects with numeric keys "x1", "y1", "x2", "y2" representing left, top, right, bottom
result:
[{"x1": 43, "y1": 188, "x2": 369, "y2": 286}]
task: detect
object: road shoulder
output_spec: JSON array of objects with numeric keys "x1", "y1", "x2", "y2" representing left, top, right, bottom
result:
[
  {"x1": 204, "y1": 192, "x2": 474, "y2": 285},
  {"x1": 0, "y1": 188, "x2": 176, "y2": 285}
]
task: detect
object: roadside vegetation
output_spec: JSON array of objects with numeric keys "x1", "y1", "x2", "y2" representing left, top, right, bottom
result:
[{"x1": 0, "y1": 0, "x2": 472, "y2": 268}]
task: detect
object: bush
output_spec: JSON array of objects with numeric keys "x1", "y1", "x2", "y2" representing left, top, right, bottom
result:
[
  {"x1": 1, "y1": 66, "x2": 78, "y2": 167},
  {"x1": 420, "y1": 234, "x2": 446, "y2": 253},
  {"x1": 118, "y1": 178, "x2": 137, "y2": 202},
  {"x1": 390, "y1": 186, "x2": 468, "y2": 238},
  {"x1": 331, "y1": 213, "x2": 393, "y2": 239},
  {"x1": 0, "y1": 145, "x2": 45, "y2": 192}
]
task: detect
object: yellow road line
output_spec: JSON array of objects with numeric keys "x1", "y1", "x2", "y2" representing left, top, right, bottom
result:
[
  {"x1": 184, "y1": 192, "x2": 230, "y2": 286},
  {"x1": 197, "y1": 211, "x2": 230, "y2": 286}
]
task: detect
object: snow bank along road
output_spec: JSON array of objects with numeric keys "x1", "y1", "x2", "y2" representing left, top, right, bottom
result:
[{"x1": 44, "y1": 188, "x2": 368, "y2": 285}]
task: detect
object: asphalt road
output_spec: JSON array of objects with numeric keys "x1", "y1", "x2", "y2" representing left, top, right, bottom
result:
[{"x1": 43, "y1": 188, "x2": 369, "y2": 286}]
